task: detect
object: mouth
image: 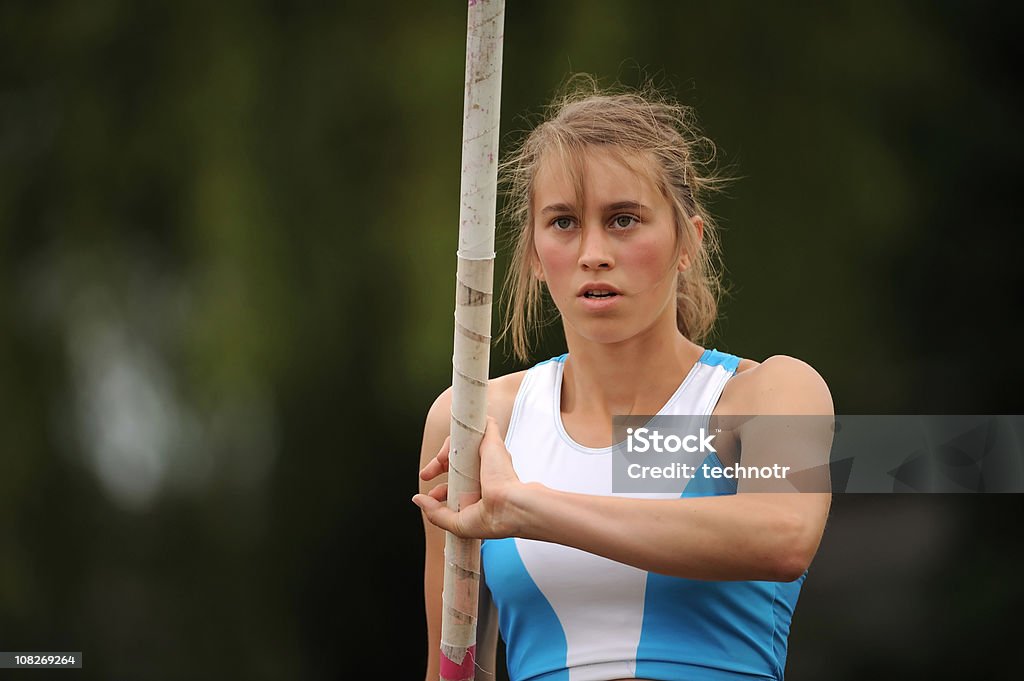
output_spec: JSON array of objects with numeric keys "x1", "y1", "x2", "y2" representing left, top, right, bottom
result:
[
  {"x1": 577, "y1": 284, "x2": 623, "y2": 310},
  {"x1": 577, "y1": 283, "x2": 623, "y2": 299}
]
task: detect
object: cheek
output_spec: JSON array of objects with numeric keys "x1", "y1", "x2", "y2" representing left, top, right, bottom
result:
[
  {"x1": 534, "y1": 234, "x2": 577, "y2": 283},
  {"x1": 623, "y1": 235, "x2": 676, "y2": 287}
]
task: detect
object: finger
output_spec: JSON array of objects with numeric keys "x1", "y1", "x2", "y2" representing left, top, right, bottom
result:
[
  {"x1": 479, "y1": 413, "x2": 512, "y2": 466},
  {"x1": 411, "y1": 493, "x2": 459, "y2": 535},
  {"x1": 419, "y1": 437, "x2": 451, "y2": 480},
  {"x1": 427, "y1": 482, "x2": 449, "y2": 502},
  {"x1": 438, "y1": 435, "x2": 450, "y2": 463},
  {"x1": 419, "y1": 457, "x2": 443, "y2": 481},
  {"x1": 484, "y1": 416, "x2": 504, "y2": 441},
  {"x1": 481, "y1": 413, "x2": 509, "y2": 456}
]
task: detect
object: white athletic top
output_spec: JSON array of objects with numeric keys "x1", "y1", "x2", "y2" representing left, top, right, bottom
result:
[{"x1": 480, "y1": 349, "x2": 805, "y2": 681}]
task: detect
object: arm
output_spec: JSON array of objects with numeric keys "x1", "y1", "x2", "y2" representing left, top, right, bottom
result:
[
  {"x1": 419, "y1": 389, "x2": 450, "y2": 681},
  {"x1": 415, "y1": 356, "x2": 833, "y2": 582},
  {"x1": 419, "y1": 387, "x2": 502, "y2": 681}
]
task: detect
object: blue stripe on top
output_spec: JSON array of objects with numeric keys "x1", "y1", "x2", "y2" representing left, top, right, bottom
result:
[
  {"x1": 531, "y1": 353, "x2": 568, "y2": 368},
  {"x1": 534, "y1": 349, "x2": 738, "y2": 371},
  {"x1": 636, "y1": 351, "x2": 801, "y2": 680},
  {"x1": 481, "y1": 538, "x2": 569, "y2": 681},
  {"x1": 699, "y1": 348, "x2": 742, "y2": 372}
]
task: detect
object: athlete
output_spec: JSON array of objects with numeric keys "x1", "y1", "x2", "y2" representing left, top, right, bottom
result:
[{"x1": 415, "y1": 77, "x2": 833, "y2": 681}]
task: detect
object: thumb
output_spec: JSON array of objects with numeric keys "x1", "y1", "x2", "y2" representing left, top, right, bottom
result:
[
  {"x1": 412, "y1": 493, "x2": 458, "y2": 534},
  {"x1": 482, "y1": 416, "x2": 506, "y2": 449},
  {"x1": 480, "y1": 416, "x2": 516, "y2": 477}
]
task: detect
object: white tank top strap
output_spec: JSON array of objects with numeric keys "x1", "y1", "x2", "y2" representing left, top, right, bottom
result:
[{"x1": 505, "y1": 349, "x2": 741, "y2": 451}]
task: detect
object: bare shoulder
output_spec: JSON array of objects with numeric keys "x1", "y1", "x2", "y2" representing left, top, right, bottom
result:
[
  {"x1": 421, "y1": 369, "x2": 529, "y2": 452},
  {"x1": 721, "y1": 354, "x2": 834, "y2": 416},
  {"x1": 488, "y1": 369, "x2": 530, "y2": 433}
]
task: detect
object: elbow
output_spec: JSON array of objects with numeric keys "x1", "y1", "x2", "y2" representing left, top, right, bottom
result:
[
  {"x1": 769, "y1": 512, "x2": 817, "y2": 582},
  {"x1": 773, "y1": 552, "x2": 810, "y2": 583}
]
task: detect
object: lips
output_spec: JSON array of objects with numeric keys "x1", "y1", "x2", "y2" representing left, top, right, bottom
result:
[
  {"x1": 576, "y1": 282, "x2": 623, "y2": 311},
  {"x1": 577, "y1": 282, "x2": 622, "y2": 298}
]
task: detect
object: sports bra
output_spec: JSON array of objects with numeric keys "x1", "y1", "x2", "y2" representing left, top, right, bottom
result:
[{"x1": 480, "y1": 349, "x2": 805, "y2": 681}]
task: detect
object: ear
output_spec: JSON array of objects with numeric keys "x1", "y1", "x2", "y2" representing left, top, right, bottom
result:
[
  {"x1": 678, "y1": 215, "x2": 705, "y2": 272},
  {"x1": 530, "y1": 249, "x2": 546, "y2": 281}
]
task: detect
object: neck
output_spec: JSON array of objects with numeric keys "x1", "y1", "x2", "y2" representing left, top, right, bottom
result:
[{"x1": 560, "y1": 316, "x2": 705, "y2": 420}]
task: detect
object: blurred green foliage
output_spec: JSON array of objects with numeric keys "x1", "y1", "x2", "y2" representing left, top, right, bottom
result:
[{"x1": 1, "y1": 1, "x2": 1021, "y2": 679}]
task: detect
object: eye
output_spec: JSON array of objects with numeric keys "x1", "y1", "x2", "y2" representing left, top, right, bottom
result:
[
  {"x1": 551, "y1": 216, "x2": 576, "y2": 231},
  {"x1": 612, "y1": 214, "x2": 640, "y2": 229}
]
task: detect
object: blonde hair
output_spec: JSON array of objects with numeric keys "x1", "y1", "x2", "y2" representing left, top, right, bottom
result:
[{"x1": 499, "y1": 75, "x2": 728, "y2": 363}]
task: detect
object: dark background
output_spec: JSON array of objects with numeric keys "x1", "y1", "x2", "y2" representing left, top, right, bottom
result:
[{"x1": 1, "y1": 1, "x2": 1021, "y2": 679}]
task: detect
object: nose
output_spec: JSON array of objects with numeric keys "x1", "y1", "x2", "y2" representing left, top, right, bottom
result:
[{"x1": 577, "y1": 223, "x2": 615, "y2": 271}]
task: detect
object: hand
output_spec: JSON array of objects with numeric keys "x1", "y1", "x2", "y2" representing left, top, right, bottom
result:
[{"x1": 413, "y1": 416, "x2": 527, "y2": 539}]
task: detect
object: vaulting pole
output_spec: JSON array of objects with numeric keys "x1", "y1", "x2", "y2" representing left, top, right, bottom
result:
[{"x1": 440, "y1": 1, "x2": 505, "y2": 680}]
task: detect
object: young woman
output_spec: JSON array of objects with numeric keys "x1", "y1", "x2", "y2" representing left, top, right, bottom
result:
[{"x1": 415, "y1": 78, "x2": 833, "y2": 681}]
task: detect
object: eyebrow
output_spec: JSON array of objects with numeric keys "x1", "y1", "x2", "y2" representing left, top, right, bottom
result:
[
  {"x1": 540, "y1": 200, "x2": 650, "y2": 215},
  {"x1": 602, "y1": 199, "x2": 643, "y2": 213},
  {"x1": 540, "y1": 203, "x2": 574, "y2": 215}
]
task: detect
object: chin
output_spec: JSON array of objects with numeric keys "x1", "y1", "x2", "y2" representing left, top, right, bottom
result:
[
  {"x1": 568, "y1": 310, "x2": 674, "y2": 347},
  {"x1": 567, "y1": 318, "x2": 642, "y2": 346}
]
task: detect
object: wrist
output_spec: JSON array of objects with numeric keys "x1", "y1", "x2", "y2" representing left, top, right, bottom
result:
[{"x1": 503, "y1": 481, "x2": 549, "y2": 539}]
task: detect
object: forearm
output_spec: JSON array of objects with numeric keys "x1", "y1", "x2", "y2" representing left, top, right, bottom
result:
[{"x1": 510, "y1": 483, "x2": 820, "y2": 581}]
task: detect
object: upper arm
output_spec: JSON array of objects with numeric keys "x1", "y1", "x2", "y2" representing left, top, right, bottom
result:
[
  {"x1": 419, "y1": 373, "x2": 523, "y2": 680},
  {"x1": 420, "y1": 387, "x2": 452, "y2": 681},
  {"x1": 733, "y1": 356, "x2": 834, "y2": 577}
]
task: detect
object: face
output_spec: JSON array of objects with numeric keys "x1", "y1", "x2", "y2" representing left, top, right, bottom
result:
[{"x1": 531, "y1": 146, "x2": 693, "y2": 347}]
